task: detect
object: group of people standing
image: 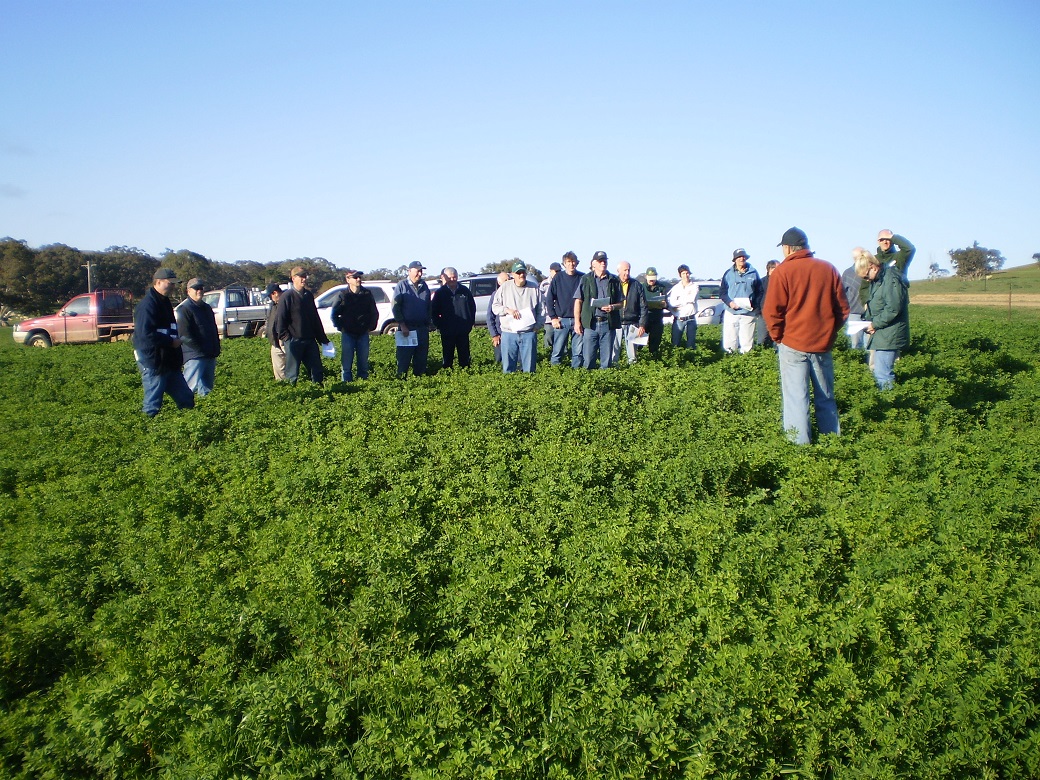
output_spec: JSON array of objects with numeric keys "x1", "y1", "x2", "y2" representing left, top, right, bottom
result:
[{"x1": 132, "y1": 227, "x2": 914, "y2": 446}]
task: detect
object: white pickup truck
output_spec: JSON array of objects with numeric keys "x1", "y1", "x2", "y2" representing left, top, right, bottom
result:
[{"x1": 190, "y1": 284, "x2": 269, "y2": 338}]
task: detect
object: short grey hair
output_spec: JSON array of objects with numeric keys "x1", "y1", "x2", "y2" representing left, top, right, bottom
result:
[{"x1": 441, "y1": 267, "x2": 458, "y2": 278}]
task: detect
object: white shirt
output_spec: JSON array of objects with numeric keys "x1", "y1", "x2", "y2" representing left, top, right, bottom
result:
[{"x1": 668, "y1": 281, "x2": 700, "y2": 319}]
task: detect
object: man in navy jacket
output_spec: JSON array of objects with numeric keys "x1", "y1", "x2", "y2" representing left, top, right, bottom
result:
[
  {"x1": 176, "y1": 277, "x2": 221, "y2": 396},
  {"x1": 273, "y1": 266, "x2": 330, "y2": 384},
  {"x1": 133, "y1": 268, "x2": 194, "y2": 417},
  {"x1": 432, "y1": 266, "x2": 477, "y2": 369}
]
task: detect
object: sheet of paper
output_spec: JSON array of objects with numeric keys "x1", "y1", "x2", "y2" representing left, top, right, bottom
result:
[
  {"x1": 732, "y1": 297, "x2": 753, "y2": 310},
  {"x1": 591, "y1": 297, "x2": 612, "y2": 309},
  {"x1": 321, "y1": 342, "x2": 336, "y2": 358},
  {"x1": 513, "y1": 308, "x2": 537, "y2": 330},
  {"x1": 847, "y1": 319, "x2": 871, "y2": 335},
  {"x1": 629, "y1": 334, "x2": 649, "y2": 346},
  {"x1": 395, "y1": 330, "x2": 419, "y2": 347}
]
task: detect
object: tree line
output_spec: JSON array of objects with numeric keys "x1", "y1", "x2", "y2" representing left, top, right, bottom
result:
[
  {"x1": 0, "y1": 239, "x2": 343, "y2": 314},
  {"x1": 0, "y1": 238, "x2": 551, "y2": 316}
]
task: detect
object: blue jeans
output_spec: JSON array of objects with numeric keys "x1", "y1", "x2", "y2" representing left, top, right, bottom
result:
[
  {"x1": 182, "y1": 357, "x2": 216, "y2": 396},
  {"x1": 551, "y1": 318, "x2": 583, "y2": 367},
  {"x1": 672, "y1": 317, "x2": 697, "y2": 349},
  {"x1": 777, "y1": 343, "x2": 840, "y2": 445},
  {"x1": 872, "y1": 349, "x2": 897, "y2": 390},
  {"x1": 285, "y1": 337, "x2": 324, "y2": 384},
  {"x1": 583, "y1": 320, "x2": 615, "y2": 369},
  {"x1": 396, "y1": 326, "x2": 429, "y2": 377},
  {"x1": 501, "y1": 330, "x2": 537, "y2": 373},
  {"x1": 340, "y1": 331, "x2": 370, "y2": 381},
  {"x1": 138, "y1": 362, "x2": 195, "y2": 417}
]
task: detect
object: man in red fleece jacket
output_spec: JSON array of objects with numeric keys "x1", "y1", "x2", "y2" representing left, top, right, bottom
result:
[{"x1": 763, "y1": 227, "x2": 850, "y2": 445}]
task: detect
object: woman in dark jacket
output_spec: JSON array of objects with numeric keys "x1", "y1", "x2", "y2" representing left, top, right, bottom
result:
[{"x1": 853, "y1": 248, "x2": 909, "y2": 390}]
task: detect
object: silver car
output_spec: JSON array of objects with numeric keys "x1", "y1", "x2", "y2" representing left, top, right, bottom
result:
[
  {"x1": 458, "y1": 273, "x2": 501, "y2": 327},
  {"x1": 694, "y1": 281, "x2": 725, "y2": 325}
]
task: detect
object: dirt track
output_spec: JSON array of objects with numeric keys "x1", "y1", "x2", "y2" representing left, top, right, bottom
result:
[{"x1": 911, "y1": 293, "x2": 1040, "y2": 308}]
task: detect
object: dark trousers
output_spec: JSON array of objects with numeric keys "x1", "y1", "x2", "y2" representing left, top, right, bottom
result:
[
  {"x1": 285, "y1": 337, "x2": 324, "y2": 384},
  {"x1": 646, "y1": 314, "x2": 665, "y2": 357},
  {"x1": 396, "y1": 326, "x2": 430, "y2": 377},
  {"x1": 441, "y1": 330, "x2": 472, "y2": 368}
]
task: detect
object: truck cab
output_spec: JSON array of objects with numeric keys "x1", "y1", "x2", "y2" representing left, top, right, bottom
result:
[{"x1": 193, "y1": 284, "x2": 269, "y2": 338}]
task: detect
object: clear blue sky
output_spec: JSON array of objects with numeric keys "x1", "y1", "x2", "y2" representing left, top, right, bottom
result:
[{"x1": 3, "y1": 0, "x2": 1038, "y2": 280}]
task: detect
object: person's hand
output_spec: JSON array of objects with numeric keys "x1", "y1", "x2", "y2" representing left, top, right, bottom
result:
[
  {"x1": 492, "y1": 335, "x2": 502, "y2": 347},
  {"x1": 637, "y1": 327, "x2": 646, "y2": 337},
  {"x1": 551, "y1": 318, "x2": 561, "y2": 329},
  {"x1": 401, "y1": 324, "x2": 410, "y2": 336},
  {"x1": 601, "y1": 304, "x2": 614, "y2": 312},
  {"x1": 574, "y1": 322, "x2": 584, "y2": 336},
  {"x1": 510, "y1": 308, "x2": 521, "y2": 319}
]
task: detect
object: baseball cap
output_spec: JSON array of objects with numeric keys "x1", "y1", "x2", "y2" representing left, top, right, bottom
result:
[
  {"x1": 185, "y1": 277, "x2": 206, "y2": 290},
  {"x1": 511, "y1": 261, "x2": 527, "y2": 274},
  {"x1": 732, "y1": 248, "x2": 749, "y2": 260},
  {"x1": 645, "y1": 267, "x2": 658, "y2": 279},
  {"x1": 290, "y1": 266, "x2": 309, "y2": 277},
  {"x1": 592, "y1": 250, "x2": 608, "y2": 262},
  {"x1": 549, "y1": 262, "x2": 563, "y2": 272},
  {"x1": 777, "y1": 227, "x2": 808, "y2": 247},
  {"x1": 264, "y1": 283, "x2": 281, "y2": 296},
  {"x1": 153, "y1": 267, "x2": 179, "y2": 281},
  {"x1": 407, "y1": 261, "x2": 425, "y2": 270}
]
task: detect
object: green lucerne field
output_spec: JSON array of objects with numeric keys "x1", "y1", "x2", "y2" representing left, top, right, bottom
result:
[{"x1": 1, "y1": 307, "x2": 1038, "y2": 778}]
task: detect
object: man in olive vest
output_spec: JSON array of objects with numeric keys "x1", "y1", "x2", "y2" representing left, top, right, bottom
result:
[{"x1": 573, "y1": 250, "x2": 623, "y2": 369}]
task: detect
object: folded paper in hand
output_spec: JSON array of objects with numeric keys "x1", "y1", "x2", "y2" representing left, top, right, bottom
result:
[
  {"x1": 395, "y1": 330, "x2": 419, "y2": 347},
  {"x1": 847, "y1": 320, "x2": 871, "y2": 336}
]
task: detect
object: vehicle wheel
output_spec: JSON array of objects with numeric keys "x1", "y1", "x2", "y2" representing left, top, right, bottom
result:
[
  {"x1": 27, "y1": 332, "x2": 51, "y2": 348},
  {"x1": 381, "y1": 321, "x2": 400, "y2": 335},
  {"x1": 256, "y1": 323, "x2": 266, "y2": 338}
]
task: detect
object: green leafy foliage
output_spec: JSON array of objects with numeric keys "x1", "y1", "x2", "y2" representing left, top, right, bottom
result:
[
  {"x1": 1, "y1": 315, "x2": 1039, "y2": 777},
  {"x1": 949, "y1": 242, "x2": 1007, "y2": 280}
]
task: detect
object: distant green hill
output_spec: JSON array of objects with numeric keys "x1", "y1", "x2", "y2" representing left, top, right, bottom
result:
[{"x1": 917, "y1": 263, "x2": 1040, "y2": 295}]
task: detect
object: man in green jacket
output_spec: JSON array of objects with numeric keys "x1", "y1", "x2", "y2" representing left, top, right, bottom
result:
[
  {"x1": 573, "y1": 250, "x2": 623, "y2": 369},
  {"x1": 876, "y1": 230, "x2": 915, "y2": 283}
]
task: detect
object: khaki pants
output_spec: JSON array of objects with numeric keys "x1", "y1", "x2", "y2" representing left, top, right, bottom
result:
[{"x1": 271, "y1": 344, "x2": 286, "y2": 381}]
